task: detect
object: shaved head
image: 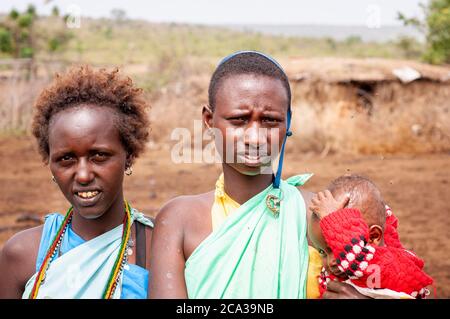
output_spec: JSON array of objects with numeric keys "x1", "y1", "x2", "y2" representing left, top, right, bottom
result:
[{"x1": 328, "y1": 174, "x2": 386, "y2": 228}]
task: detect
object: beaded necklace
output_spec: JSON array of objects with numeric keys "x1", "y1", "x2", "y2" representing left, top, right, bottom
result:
[{"x1": 28, "y1": 201, "x2": 133, "y2": 299}]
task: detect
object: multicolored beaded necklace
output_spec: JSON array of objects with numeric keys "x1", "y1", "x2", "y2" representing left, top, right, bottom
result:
[{"x1": 28, "y1": 201, "x2": 133, "y2": 299}]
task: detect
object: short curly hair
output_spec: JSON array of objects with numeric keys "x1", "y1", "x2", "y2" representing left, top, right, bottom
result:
[
  {"x1": 32, "y1": 65, "x2": 150, "y2": 164},
  {"x1": 208, "y1": 52, "x2": 291, "y2": 111}
]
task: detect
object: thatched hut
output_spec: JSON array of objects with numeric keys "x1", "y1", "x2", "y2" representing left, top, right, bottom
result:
[{"x1": 284, "y1": 58, "x2": 450, "y2": 155}]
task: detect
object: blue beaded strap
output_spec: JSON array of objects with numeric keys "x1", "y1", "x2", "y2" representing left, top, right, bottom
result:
[
  {"x1": 217, "y1": 50, "x2": 286, "y2": 73},
  {"x1": 217, "y1": 51, "x2": 293, "y2": 189},
  {"x1": 273, "y1": 107, "x2": 292, "y2": 188}
]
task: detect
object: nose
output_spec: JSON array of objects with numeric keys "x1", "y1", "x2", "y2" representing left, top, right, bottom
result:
[
  {"x1": 321, "y1": 256, "x2": 331, "y2": 269},
  {"x1": 328, "y1": 256, "x2": 338, "y2": 268},
  {"x1": 75, "y1": 158, "x2": 94, "y2": 185},
  {"x1": 326, "y1": 256, "x2": 344, "y2": 276},
  {"x1": 244, "y1": 122, "x2": 267, "y2": 149}
]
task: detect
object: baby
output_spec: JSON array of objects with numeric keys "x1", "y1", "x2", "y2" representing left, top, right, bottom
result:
[{"x1": 309, "y1": 174, "x2": 433, "y2": 299}]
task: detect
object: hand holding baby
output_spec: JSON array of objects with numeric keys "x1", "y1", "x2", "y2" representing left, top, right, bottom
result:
[{"x1": 310, "y1": 190, "x2": 350, "y2": 219}]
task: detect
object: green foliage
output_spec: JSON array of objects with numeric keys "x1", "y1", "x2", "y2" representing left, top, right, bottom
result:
[
  {"x1": 48, "y1": 38, "x2": 60, "y2": 52},
  {"x1": 19, "y1": 30, "x2": 29, "y2": 42},
  {"x1": 103, "y1": 26, "x2": 113, "y2": 39},
  {"x1": 53, "y1": 18, "x2": 422, "y2": 68},
  {"x1": 425, "y1": 0, "x2": 450, "y2": 64},
  {"x1": 26, "y1": 4, "x2": 36, "y2": 17},
  {"x1": 345, "y1": 35, "x2": 363, "y2": 46},
  {"x1": 1, "y1": 7, "x2": 37, "y2": 58},
  {"x1": 0, "y1": 5, "x2": 435, "y2": 77},
  {"x1": 399, "y1": 0, "x2": 450, "y2": 64},
  {"x1": 20, "y1": 46, "x2": 33, "y2": 58},
  {"x1": 325, "y1": 37, "x2": 337, "y2": 50},
  {"x1": 9, "y1": 9, "x2": 19, "y2": 20},
  {"x1": 395, "y1": 36, "x2": 422, "y2": 59},
  {"x1": 397, "y1": 12, "x2": 423, "y2": 29},
  {"x1": 0, "y1": 27, "x2": 13, "y2": 53},
  {"x1": 17, "y1": 13, "x2": 34, "y2": 28},
  {"x1": 52, "y1": 6, "x2": 60, "y2": 17},
  {"x1": 0, "y1": 4, "x2": 72, "y2": 59},
  {"x1": 48, "y1": 31, "x2": 74, "y2": 54}
]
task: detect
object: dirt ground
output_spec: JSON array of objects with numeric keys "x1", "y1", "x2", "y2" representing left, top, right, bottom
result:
[{"x1": 0, "y1": 136, "x2": 449, "y2": 298}]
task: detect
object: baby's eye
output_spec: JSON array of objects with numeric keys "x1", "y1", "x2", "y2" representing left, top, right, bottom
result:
[{"x1": 318, "y1": 249, "x2": 327, "y2": 256}]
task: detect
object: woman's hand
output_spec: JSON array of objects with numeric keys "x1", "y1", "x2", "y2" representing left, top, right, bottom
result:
[
  {"x1": 322, "y1": 280, "x2": 371, "y2": 299},
  {"x1": 310, "y1": 190, "x2": 350, "y2": 219}
]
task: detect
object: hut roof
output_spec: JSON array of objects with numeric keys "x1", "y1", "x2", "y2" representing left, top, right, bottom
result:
[{"x1": 283, "y1": 57, "x2": 450, "y2": 83}]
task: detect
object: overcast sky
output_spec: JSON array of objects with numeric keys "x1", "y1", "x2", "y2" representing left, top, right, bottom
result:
[{"x1": 0, "y1": 0, "x2": 426, "y2": 26}]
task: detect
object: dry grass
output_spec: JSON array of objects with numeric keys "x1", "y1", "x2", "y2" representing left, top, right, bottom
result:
[
  {"x1": 0, "y1": 80, "x2": 46, "y2": 134},
  {"x1": 0, "y1": 60, "x2": 68, "y2": 134}
]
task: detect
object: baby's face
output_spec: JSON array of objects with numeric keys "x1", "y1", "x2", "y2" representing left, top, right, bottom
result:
[{"x1": 308, "y1": 213, "x2": 348, "y2": 279}]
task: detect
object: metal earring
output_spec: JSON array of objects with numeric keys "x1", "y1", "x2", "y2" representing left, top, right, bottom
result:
[
  {"x1": 125, "y1": 166, "x2": 133, "y2": 176},
  {"x1": 52, "y1": 175, "x2": 56, "y2": 183}
]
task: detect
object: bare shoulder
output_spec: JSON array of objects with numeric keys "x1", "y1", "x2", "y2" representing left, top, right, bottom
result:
[
  {"x1": 155, "y1": 191, "x2": 214, "y2": 227},
  {"x1": 1, "y1": 225, "x2": 43, "y2": 262},
  {"x1": 0, "y1": 225, "x2": 44, "y2": 285},
  {"x1": 154, "y1": 191, "x2": 215, "y2": 259}
]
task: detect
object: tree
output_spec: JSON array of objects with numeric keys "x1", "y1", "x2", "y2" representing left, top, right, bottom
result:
[
  {"x1": 0, "y1": 4, "x2": 72, "y2": 59},
  {"x1": 0, "y1": 27, "x2": 13, "y2": 53},
  {"x1": 0, "y1": 5, "x2": 37, "y2": 58},
  {"x1": 395, "y1": 36, "x2": 422, "y2": 59},
  {"x1": 111, "y1": 8, "x2": 127, "y2": 22},
  {"x1": 399, "y1": 0, "x2": 450, "y2": 64},
  {"x1": 52, "y1": 6, "x2": 60, "y2": 17},
  {"x1": 345, "y1": 35, "x2": 363, "y2": 46}
]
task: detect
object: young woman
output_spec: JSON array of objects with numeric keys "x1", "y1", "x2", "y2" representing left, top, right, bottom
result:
[
  {"x1": 0, "y1": 66, "x2": 153, "y2": 299},
  {"x1": 150, "y1": 51, "x2": 368, "y2": 299}
]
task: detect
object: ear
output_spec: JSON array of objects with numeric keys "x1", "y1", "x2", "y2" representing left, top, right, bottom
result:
[
  {"x1": 125, "y1": 153, "x2": 134, "y2": 168},
  {"x1": 202, "y1": 105, "x2": 213, "y2": 129},
  {"x1": 368, "y1": 225, "x2": 383, "y2": 246}
]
